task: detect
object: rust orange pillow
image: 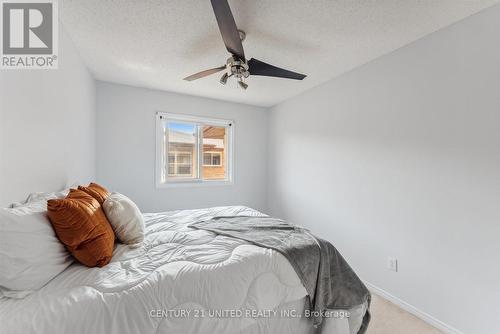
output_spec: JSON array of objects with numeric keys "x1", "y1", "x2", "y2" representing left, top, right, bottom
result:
[
  {"x1": 78, "y1": 182, "x2": 110, "y2": 205},
  {"x1": 47, "y1": 189, "x2": 115, "y2": 267}
]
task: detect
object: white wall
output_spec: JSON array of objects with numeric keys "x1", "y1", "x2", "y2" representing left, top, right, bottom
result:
[
  {"x1": 96, "y1": 82, "x2": 268, "y2": 213},
  {"x1": 268, "y1": 5, "x2": 500, "y2": 334},
  {"x1": 0, "y1": 28, "x2": 96, "y2": 207}
]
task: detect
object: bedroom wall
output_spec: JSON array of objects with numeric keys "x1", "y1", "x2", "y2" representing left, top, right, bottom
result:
[
  {"x1": 0, "y1": 28, "x2": 96, "y2": 207},
  {"x1": 267, "y1": 5, "x2": 500, "y2": 334},
  {"x1": 96, "y1": 82, "x2": 268, "y2": 213}
]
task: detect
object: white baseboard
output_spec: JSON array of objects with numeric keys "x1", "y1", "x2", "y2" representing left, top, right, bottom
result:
[{"x1": 364, "y1": 281, "x2": 465, "y2": 334}]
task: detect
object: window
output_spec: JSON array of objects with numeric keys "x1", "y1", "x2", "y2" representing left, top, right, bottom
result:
[
  {"x1": 169, "y1": 152, "x2": 193, "y2": 176},
  {"x1": 203, "y1": 152, "x2": 222, "y2": 166},
  {"x1": 156, "y1": 112, "x2": 233, "y2": 186}
]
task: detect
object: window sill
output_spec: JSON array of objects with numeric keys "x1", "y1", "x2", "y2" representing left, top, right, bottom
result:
[{"x1": 156, "y1": 180, "x2": 233, "y2": 188}]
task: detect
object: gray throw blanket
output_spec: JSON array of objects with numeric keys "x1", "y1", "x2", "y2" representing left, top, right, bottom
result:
[{"x1": 190, "y1": 216, "x2": 370, "y2": 333}]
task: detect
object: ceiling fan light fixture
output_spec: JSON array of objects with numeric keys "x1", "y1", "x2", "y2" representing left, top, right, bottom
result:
[
  {"x1": 220, "y1": 72, "x2": 229, "y2": 85},
  {"x1": 238, "y1": 80, "x2": 248, "y2": 90}
]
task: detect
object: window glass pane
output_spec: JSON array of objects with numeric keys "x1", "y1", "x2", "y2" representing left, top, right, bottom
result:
[
  {"x1": 202, "y1": 126, "x2": 226, "y2": 180},
  {"x1": 177, "y1": 166, "x2": 192, "y2": 175},
  {"x1": 177, "y1": 153, "x2": 191, "y2": 164},
  {"x1": 212, "y1": 154, "x2": 221, "y2": 166},
  {"x1": 167, "y1": 122, "x2": 198, "y2": 178},
  {"x1": 203, "y1": 153, "x2": 212, "y2": 165}
]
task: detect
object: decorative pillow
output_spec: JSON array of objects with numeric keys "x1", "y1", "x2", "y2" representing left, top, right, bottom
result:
[
  {"x1": 47, "y1": 189, "x2": 115, "y2": 267},
  {"x1": 103, "y1": 193, "x2": 145, "y2": 245},
  {"x1": 77, "y1": 182, "x2": 110, "y2": 205},
  {"x1": 0, "y1": 207, "x2": 73, "y2": 298}
]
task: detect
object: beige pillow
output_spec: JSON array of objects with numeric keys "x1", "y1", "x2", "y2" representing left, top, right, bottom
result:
[{"x1": 103, "y1": 193, "x2": 144, "y2": 246}]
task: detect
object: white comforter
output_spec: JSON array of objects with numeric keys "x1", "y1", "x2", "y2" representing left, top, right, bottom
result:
[{"x1": 0, "y1": 206, "x2": 365, "y2": 334}]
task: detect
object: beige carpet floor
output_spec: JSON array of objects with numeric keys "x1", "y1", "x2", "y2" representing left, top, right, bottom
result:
[{"x1": 367, "y1": 294, "x2": 444, "y2": 334}]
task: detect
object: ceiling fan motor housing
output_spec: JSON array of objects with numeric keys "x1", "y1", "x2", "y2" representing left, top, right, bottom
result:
[{"x1": 226, "y1": 56, "x2": 249, "y2": 79}]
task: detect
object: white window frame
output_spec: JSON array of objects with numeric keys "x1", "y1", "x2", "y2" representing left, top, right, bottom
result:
[{"x1": 156, "y1": 112, "x2": 234, "y2": 187}]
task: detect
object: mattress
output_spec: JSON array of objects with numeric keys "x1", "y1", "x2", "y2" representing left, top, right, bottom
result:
[{"x1": 0, "y1": 206, "x2": 366, "y2": 334}]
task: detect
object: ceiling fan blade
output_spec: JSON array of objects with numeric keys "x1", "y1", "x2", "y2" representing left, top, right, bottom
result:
[
  {"x1": 248, "y1": 58, "x2": 306, "y2": 80},
  {"x1": 210, "y1": 0, "x2": 245, "y2": 60},
  {"x1": 183, "y1": 66, "x2": 226, "y2": 81}
]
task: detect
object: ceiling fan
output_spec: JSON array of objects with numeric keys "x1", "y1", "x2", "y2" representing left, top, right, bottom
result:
[{"x1": 183, "y1": 0, "x2": 307, "y2": 89}]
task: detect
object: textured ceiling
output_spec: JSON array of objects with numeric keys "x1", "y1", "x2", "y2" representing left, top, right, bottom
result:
[{"x1": 61, "y1": 0, "x2": 499, "y2": 107}]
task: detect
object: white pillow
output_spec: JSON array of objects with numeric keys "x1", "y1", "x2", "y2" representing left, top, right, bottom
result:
[
  {"x1": 103, "y1": 193, "x2": 145, "y2": 246},
  {"x1": 9, "y1": 184, "x2": 76, "y2": 208},
  {"x1": 0, "y1": 207, "x2": 73, "y2": 298}
]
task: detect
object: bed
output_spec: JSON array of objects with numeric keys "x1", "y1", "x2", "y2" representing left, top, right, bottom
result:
[{"x1": 0, "y1": 206, "x2": 368, "y2": 334}]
